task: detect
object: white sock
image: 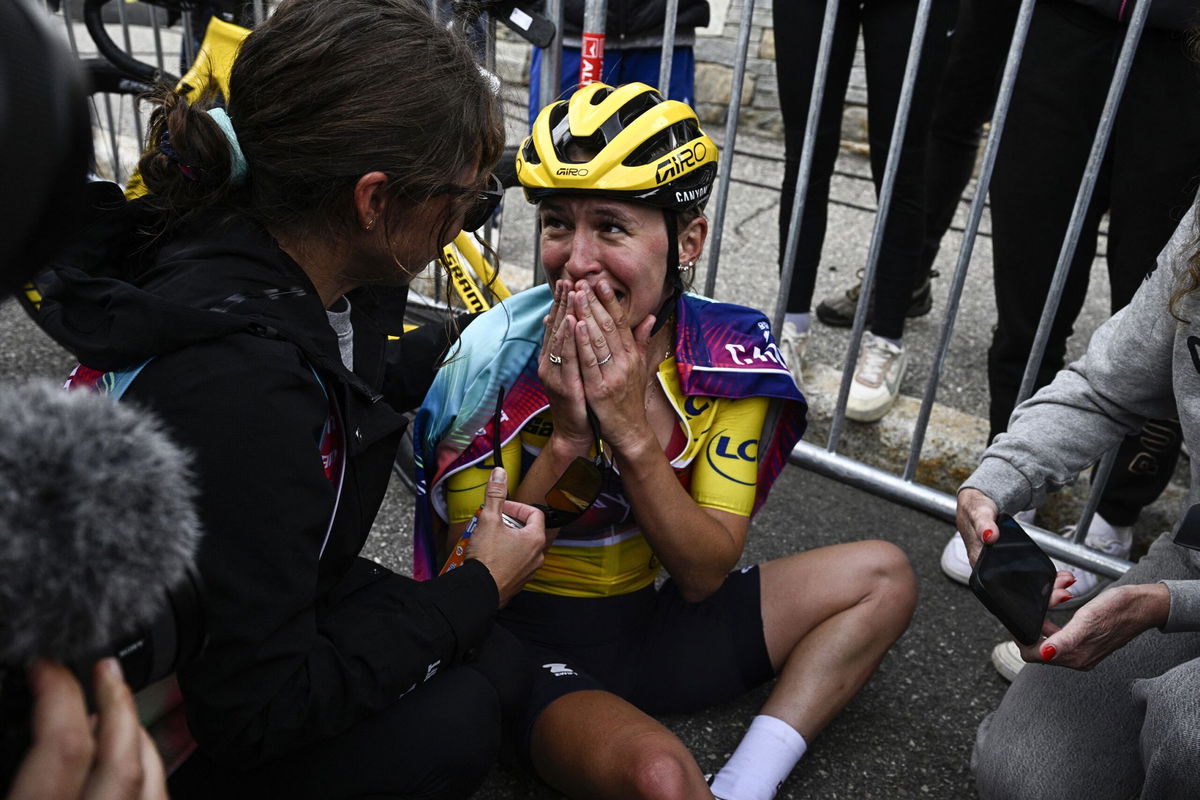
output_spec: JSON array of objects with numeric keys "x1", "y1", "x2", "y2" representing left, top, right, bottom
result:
[
  {"x1": 784, "y1": 312, "x2": 811, "y2": 333},
  {"x1": 709, "y1": 715, "x2": 807, "y2": 800}
]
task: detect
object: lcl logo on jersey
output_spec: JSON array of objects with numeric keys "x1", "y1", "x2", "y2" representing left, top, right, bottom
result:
[
  {"x1": 704, "y1": 429, "x2": 758, "y2": 486},
  {"x1": 684, "y1": 397, "x2": 711, "y2": 417},
  {"x1": 714, "y1": 436, "x2": 757, "y2": 462}
]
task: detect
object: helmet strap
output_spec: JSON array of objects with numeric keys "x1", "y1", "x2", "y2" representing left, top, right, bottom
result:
[{"x1": 650, "y1": 210, "x2": 682, "y2": 337}]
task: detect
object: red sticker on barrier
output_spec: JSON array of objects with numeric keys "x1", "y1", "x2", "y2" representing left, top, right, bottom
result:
[{"x1": 579, "y1": 32, "x2": 605, "y2": 86}]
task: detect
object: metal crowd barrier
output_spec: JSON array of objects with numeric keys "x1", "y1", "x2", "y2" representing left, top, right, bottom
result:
[
  {"x1": 54, "y1": 0, "x2": 1146, "y2": 577},
  {"x1": 698, "y1": 0, "x2": 1148, "y2": 579}
]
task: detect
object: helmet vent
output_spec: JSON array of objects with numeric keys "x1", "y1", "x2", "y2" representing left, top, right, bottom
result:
[
  {"x1": 521, "y1": 139, "x2": 541, "y2": 166},
  {"x1": 617, "y1": 92, "x2": 661, "y2": 128},
  {"x1": 623, "y1": 120, "x2": 701, "y2": 167}
]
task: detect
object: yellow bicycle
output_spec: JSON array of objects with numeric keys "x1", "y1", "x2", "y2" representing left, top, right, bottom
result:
[{"x1": 82, "y1": 0, "x2": 519, "y2": 324}]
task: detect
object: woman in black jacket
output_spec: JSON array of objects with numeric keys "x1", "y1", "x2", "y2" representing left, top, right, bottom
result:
[{"x1": 28, "y1": 0, "x2": 547, "y2": 797}]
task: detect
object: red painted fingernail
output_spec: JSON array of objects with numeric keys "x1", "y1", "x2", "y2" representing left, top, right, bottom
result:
[
  {"x1": 1061, "y1": 593, "x2": 1073, "y2": 602},
  {"x1": 1064, "y1": 576, "x2": 1077, "y2": 588},
  {"x1": 982, "y1": 528, "x2": 997, "y2": 544},
  {"x1": 1040, "y1": 644, "x2": 1056, "y2": 661}
]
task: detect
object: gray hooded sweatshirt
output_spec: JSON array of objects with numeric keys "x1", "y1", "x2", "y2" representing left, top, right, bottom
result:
[{"x1": 961, "y1": 203, "x2": 1200, "y2": 632}]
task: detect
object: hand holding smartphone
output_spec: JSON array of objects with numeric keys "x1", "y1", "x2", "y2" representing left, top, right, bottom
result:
[{"x1": 968, "y1": 514, "x2": 1056, "y2": 645}]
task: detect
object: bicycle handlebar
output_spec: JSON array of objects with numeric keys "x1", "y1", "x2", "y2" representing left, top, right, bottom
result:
[
  {"x1": 81, "y1": 58, "x2": 156, "y2": 96},
  {"x1": 83, "y1": 0, "x2": 177, "y2": 86}
]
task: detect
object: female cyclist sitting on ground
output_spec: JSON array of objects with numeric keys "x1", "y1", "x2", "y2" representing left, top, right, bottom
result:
[
  {"x1": 25, "y1": 1, "x2": 547, "y2": 797},
  {"x1": 415, "y1": 83, "x2": 918, "y2": 800}
]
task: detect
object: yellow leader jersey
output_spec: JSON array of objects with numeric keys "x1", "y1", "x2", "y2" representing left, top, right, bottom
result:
[{"x1": 444, "y1": 357, "x2": 767, "y2": 598}]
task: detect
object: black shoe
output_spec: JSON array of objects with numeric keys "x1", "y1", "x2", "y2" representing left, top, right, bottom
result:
[{"x1": 815, "y1": 271, "x2": 935, "y2": 328}]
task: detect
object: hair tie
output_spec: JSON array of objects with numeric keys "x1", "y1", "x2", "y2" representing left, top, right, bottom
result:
[
  {"x1": 206, "y1": 107, "x2": 248, "y2": 186},
  {"x1": 158, "y1": 128, "x2": 202, "y2": 181}
]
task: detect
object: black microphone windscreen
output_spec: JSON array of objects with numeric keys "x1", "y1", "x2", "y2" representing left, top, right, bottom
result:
[{"x1": 0, "y1": 381, "x2": 201, "y2": 666}]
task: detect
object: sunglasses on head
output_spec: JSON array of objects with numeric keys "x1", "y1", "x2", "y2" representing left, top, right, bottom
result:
[
  {"x1": 461, "y1": 173, "x2": 504, "y2": 232},
  {"x1": 489, "y1": 387, "x2": 605, "y2": 529}
]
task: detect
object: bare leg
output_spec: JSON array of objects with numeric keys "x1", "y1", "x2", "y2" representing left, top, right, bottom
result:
[
  {"x1": 530, "y1": 690, "x2": 714, "y2": 800},
  {"x1": 529, "y1": 541, "x2": 914, "y2": 799},
  {"x1": 758, "y1": 539, "x2": 917, "y2": 739}
]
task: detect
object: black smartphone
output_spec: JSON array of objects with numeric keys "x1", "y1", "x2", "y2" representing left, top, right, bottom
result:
[
  {"x1": 1173, "y1": 503, "x2": 1200, "y2": 551},
  {"x1": 968, "y1": 514, "x2": 1056, "y2": 646}
]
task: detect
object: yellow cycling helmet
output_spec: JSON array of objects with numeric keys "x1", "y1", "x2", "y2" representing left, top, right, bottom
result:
[{"x1": 516, "y1": 82, "x2": 718, "y2": 212}]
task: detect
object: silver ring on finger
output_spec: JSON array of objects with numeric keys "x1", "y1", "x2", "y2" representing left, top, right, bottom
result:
[
  {"x1": 596, "y1": 353, "x2": 613, "y2": 366},
  {"x1": 548, "y1": 353, "x2": 563, "y2": 365}
]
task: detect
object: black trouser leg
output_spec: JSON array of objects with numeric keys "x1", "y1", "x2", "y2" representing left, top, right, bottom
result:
[
  {"x1": 918, "y1": 0, "x2": 1019, "y2": 278},
  {"x1": 774, "y1": 0, "x2": 861, "y2": 314},
  {"x1": 1097, "y1": 420, "x2": 1185, "y2": 527},
  {"x1": 170, "y1": 628, "x2": 530, "y2": 800},
  {"x1": 987, "y1": 1, "x2": 1112, "y2": 440},
  {"x1": 861, "y1": 0, "x2": 959, "y2": 340}
]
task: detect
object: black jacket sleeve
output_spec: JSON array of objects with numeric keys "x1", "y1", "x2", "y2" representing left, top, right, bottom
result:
[
  {"x1": 133, "y1": 334, "x2": 499, "y2": 766},
  {"x1": 381, "y1": 312, "x2": 481, "y2": 413}
]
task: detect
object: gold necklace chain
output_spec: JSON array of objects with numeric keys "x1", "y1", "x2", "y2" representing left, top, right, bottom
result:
[{"x1": 645, "y1": 348, "x2": 671, "y2": 407}]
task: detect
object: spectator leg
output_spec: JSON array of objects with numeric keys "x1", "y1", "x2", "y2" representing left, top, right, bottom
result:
[
  {"x1": 985, "y1": 2, "x2": 1110, "y2": 440},
  {"x1": 974, "y1": 533, "x2": 1200, "y2": 799},
  {"x1": 918, "y1": 0, "x2": 1018, "y2": 280},
  {"x1": 860, "y1": 0, "x2": 959, "y2": 340},
  {"x1": 773, "y1": 0, "x2": 862, "y2": 314}
]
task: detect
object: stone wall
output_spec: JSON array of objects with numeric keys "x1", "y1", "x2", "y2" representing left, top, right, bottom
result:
[{"x1": 693, "y1": 0, "x2": 782, "y2": 137}]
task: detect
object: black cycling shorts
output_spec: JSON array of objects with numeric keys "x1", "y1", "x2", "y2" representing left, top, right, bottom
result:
[{"x1": 495, "y1": 565, "x2": 774, "y2": 761}]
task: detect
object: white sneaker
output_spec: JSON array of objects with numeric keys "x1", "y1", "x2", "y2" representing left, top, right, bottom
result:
[
  {"x1": 991, "y1": 640, "x2": 1025, "y2": 682},
  {"x1": 940, "y1": 534, "x2": 973, "y2": 585},
  {"x1": 778, "y1": 321, "x2": 808, "y2": 391},
  {"x1": 1052, "y1": 515, "x2": 1132, "y2": 610},
  {"x1": 941, "y1": 508, "x2": 1037, "y2": 585},
  {"x1": 845, "y1": 333, "x2": 907, "y2": 422}
]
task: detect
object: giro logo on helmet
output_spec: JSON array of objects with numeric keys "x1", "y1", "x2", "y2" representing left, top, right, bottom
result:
[
  {"x1": 654, "y1": 141, "x2": 707, "y2": 184},
  {"x1": 556, "y1": 167, "x2": 589, "y2": 176}
]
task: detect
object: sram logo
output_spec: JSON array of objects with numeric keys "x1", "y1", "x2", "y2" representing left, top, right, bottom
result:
[
  {"x1": 556, "y1": 167, "x2": 589, "y2": 176},
  {"x1": 655, "y1": 141, "x2": 707, "y2": 184}
]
